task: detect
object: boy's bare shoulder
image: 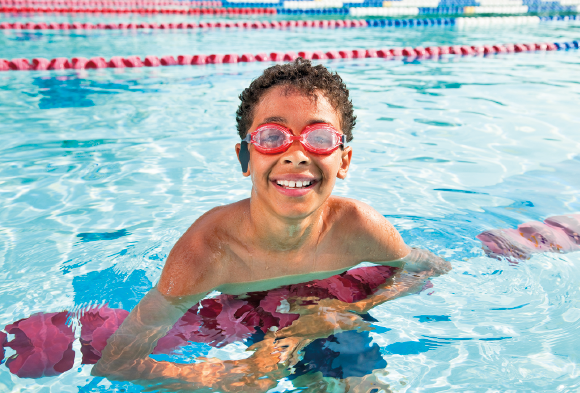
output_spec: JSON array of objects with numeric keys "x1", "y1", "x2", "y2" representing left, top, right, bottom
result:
[
  {"x1": 157, "y1": 199, "x2": 249, "y2": 296},
  {"x1": 327, "y1": 196, "x2": 408, "y2": 262},
  {"x1": 327, "y1": 196, "x2": 388, "y2": 225}
]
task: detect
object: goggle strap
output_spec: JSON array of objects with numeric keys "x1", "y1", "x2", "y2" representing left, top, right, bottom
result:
[
  {"x1": 239, "y1": 140, "x2": 250, "y2": 173},
  {"x1": 341, "y1": 135, "x2": 347, "y2": 146}
]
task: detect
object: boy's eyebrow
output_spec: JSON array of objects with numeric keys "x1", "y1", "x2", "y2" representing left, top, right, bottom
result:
[
  {"x1": 259, "y1": 117, "x2": 332, "y2": 127},
  {"x1": 261, "y1": 116, "x2": 287, "y2": 125},
  {"x1": 307, "y1": 119, "x2": 332, "y2": 125}
]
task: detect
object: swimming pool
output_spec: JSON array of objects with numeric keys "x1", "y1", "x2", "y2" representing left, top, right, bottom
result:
[{"x1": 1, "y1": 17, "x2": 579, "y2": 392}]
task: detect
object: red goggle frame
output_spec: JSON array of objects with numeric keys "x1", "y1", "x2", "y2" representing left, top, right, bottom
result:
[{"x1": 242, "y1": 123, "x2": 347, "y2": 155}]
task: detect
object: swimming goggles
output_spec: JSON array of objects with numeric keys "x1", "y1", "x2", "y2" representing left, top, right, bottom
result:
[{"x1": 238, "y1": 123, "x2": 347, "y2": 173}]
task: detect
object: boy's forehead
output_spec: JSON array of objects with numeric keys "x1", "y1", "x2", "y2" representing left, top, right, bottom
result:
[{"x1": 254, "y1": 86, "x2": 338, "y2": 123}]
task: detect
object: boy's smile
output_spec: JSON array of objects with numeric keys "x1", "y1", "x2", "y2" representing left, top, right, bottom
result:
[{"x1": 236, "y1": 85, "x2": 352, "y2": 220}]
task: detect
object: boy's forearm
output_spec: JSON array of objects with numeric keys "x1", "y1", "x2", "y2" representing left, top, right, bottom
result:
[
  {"x1": 394, "y1": 247, "x2": 452, "y2": 276},
  {"x1": 91, "y1": 287, "x2": 293, "y2": 390},
  {"x1": 92, "y1": 288, "x2": 206, "y2": 378},
  {"x1": 97, "y1": 336, "x2": 292, "y2": 392},
  {"x1": 276, "y1": 271, "x2": 430, "y2": 342}
]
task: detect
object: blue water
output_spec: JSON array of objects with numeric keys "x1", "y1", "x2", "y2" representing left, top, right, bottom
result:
[{"x1": 1, "y1": 16, "x2": 580, "y2": 392}]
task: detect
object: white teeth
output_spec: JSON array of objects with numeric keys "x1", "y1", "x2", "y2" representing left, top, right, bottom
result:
[{"x1": 276, "y1": 180, "x2": 314, "y2": 188}]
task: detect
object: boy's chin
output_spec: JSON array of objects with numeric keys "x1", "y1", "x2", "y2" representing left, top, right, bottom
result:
[{"x1": 272, "y1": 200, "x2": 325, "y2": 220}]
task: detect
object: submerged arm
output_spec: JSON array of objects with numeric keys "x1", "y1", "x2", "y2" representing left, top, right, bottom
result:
[
  {"x1": 92, "y1": 288, "x2": 290, "y2": 392},
  {"x1": 387, "y1": 247, "x2": 452, "y2": 276},
  {"x1": 274, "y1": 268, "x2": 437, "y2": 342},
  {"x1": 91, "y1": 288, "x2": 206, "y2": 382},
  {"x1": 92, "y1": 222, "x2": 294, "y2": 392}
]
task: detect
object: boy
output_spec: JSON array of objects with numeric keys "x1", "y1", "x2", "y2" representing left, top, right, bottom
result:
[{"x1": 93, "y1": 59, "x2": 451, "y2": 391}]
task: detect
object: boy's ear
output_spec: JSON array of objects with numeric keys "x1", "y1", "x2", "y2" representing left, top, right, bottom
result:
[
  {"x1": 336, "y1": 146, "x2": 352, "y2": 180},
  {"x1": 235, "y1": 143, "x2": 251, "y2": 177}
]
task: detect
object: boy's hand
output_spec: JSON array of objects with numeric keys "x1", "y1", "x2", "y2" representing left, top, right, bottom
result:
[{"x1": 273, "y1": 269, "x2": 438, "y2": 343}]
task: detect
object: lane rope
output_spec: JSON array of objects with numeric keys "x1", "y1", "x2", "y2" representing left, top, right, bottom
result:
[
  {"x1": 1, "y1": 41, "x2": 578, "y2": 72},
  {"x1": 2, "y1": 1, "x2": 579, "y2": 15},
  {"x1": 0, "y1": 5, "x2": 276, "y2": 14},
  {"x1": 0, "y1": 19, "x2": 366, "y2": 29},
  {"x1": 0, "y1": 15, "x2": 578, "y2": 30}
]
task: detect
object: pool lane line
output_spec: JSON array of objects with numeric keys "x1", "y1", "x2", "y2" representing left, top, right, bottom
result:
[
  {"x1": 0, "y1": 19, "x2": 367, "y2": 29},
  {"x1": 1, "y1": 41, "x2": 578, "y2": 71},
  {"x1": 1, "y1": 15, "x2": 578, "y2": 31},
  {"x1": 0, "y1": 6, "x2": 276, "y2": 14}
]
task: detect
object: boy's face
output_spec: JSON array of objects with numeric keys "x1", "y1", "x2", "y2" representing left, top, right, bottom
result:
[{"x1": 236, "y1": 86, "x2": 352, "y2": 220}]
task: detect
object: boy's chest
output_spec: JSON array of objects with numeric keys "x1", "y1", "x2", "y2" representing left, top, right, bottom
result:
[{"x1": 221, "y1": 236, "x2": 363, "y2": 285}]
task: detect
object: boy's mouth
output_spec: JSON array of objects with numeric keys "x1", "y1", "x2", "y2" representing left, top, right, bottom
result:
[
  {"x1": 274, "y1": 179, "x2": 316, "y2": 189},
  {"x1": 270, "y1": 177, "x2": 318, "y2": 196}
]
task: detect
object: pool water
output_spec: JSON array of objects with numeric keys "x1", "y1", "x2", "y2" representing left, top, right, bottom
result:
[{"x1": 1, "y1": 17, "x2": 580, "y2": 392}]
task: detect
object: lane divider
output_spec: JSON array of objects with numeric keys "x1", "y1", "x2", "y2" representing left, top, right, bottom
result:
[
  {"x1": 0, "y1": 5, "x2": 276, "y2": 14},
  {"x1": 1, "y1": 15, "x2": 577, "y2": 31},
  {"x1": 1, "y1": 41, "x2": 577, "y2": 71},
  {"x1": 1, "y1": 0, "x2": 223, "y2": 8},
  {"x1": 0, "y1": 19, "x2": 367, "y2": 29},
  {"x1": 456, "y1": 15, "x2": 580, "y2": 28}
]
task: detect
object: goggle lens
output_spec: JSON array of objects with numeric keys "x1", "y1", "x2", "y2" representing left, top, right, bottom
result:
[
  {"x1": 303, "y1": 128, "x2": 338, "y2": 150},
  {"x1": 254, "y1": 127, "x2": 287, "y2": 150}
]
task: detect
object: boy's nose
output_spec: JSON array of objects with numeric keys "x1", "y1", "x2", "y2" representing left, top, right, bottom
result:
[{"x1": 280, "y1": 140, "x2": 310, "y2": 166}]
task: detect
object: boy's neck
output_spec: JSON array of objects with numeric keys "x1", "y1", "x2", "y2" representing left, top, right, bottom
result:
[{"x1": 247, "y1": 197, "x2": 326, "y2": 253}]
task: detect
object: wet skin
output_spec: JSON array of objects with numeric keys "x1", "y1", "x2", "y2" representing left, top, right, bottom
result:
[
  {"x1": 157, "y1": 86, "x2": 410, "y2": 297},
  {"x1": 92, "y1": 86, "x2": 451, "y2": 391}
]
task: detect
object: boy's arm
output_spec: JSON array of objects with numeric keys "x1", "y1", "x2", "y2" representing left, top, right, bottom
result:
[
  {"x1": 91, "y1": 287, "x2": 207, "y2": 381},
  {"x1": 92, "y1": 228, "x2": 292, "y2": 392},
  {"x1": 91, "y1": 227, "x2": 218, "y2": 381},
  {"x1": 92, "y1": 288, "x2": 289, "y2": 392},
  {"x1": 392, "y1": 247, "x2": 452, "y2": 276},
  {"x1": 345, "y1": 200, "x2": 452, "y2": 275}
]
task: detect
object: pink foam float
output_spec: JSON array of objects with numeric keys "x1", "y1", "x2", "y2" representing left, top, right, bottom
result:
[
  {"x1": 79, "y1": 306, "x2": 129, "y2": 364},
  {"x1": 152, "y1": 265, "x2": 397, "y2": 354},
  {"x1": 3, "y1": 312, "x2": 75, "y2": 378},
  {"x1": 0, "y1": 331, "x2": 6, "y2": 363},
  {"x1": 0, "y1": 264, "x2": 398, "y2": 374},
  {"x1": 477, "y1": 214, "x2": 580, "y2": 261}
]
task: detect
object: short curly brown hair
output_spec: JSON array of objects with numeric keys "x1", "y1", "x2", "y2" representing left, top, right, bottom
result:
[{"x1": 236, "y1": 58, "x2": 356, "y2": 142}]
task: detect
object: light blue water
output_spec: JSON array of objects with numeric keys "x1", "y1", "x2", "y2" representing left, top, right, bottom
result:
[{"x1": 0, "y1": 20, "x2": 580, "y2": 392}]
